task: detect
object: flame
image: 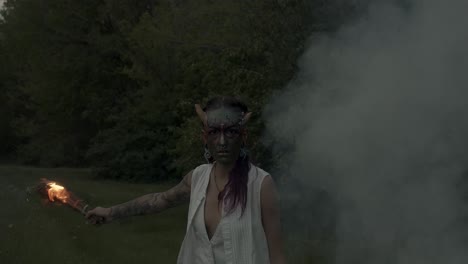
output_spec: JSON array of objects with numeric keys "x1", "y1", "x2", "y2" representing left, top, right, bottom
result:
[{"x1": 46, "y1": 182, "x2": 69, "y2": 203}]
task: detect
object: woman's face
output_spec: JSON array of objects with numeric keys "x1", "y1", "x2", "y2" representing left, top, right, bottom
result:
[{"x1": 204, "y1": 107, "x2": 244, "y2": 165}]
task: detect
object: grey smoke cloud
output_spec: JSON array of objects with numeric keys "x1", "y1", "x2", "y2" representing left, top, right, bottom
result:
[{"x1": 264, "y1": 0, "x2": 468, "y2": 263}]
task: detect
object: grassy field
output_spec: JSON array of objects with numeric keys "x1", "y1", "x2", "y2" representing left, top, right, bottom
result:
[
  {"x1": 0, "y1": 165, "x2": 330, "y2": 264},
  {"x1": 0, "y1": 165, "x2": 187, "y2": 264}
]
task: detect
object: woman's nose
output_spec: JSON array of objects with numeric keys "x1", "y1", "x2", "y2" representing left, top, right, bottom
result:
[{"x1": 218, "y1": 132, "x2": 226, "y2": 145}]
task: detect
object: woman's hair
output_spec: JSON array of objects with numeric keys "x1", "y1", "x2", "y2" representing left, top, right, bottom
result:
[{"x1": 203, "y1": 96, "x2": 251, "y2": 217}]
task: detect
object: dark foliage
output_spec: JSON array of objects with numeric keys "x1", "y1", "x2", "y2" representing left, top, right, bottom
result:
[{"x1": 0, "y1": 0, "x2": 358, "y2": 178}]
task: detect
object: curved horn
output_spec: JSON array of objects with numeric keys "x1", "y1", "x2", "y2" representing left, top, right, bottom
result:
[
  {"x1": 241, "y1": 112, "x2": 253, "y2": 126},
  {"x1": 195, "y1": 104, "x2": 207, "y2": 127}
]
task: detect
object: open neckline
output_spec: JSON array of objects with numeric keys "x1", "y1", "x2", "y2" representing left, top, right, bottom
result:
[{"x1": 203, "y1": 162, "x2": 224, "y2": 242}]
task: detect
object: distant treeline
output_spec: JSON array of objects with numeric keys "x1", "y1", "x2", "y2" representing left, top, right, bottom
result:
[{"x1": 0, "y1": 0, "x2": 357, "y2": 181}]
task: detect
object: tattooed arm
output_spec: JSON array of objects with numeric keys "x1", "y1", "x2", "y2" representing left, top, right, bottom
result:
[{"x1": 85, "y1": 170, "x2": 193, "y2": 224}]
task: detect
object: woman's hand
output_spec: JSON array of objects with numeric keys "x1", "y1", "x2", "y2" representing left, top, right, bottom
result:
[{"x1": 85, "y1": 206, "x2": 113, "y2": 225}]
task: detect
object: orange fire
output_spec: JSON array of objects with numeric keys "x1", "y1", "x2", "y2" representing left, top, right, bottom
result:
[
  {"x1": 46, "y1": 182, "x2": 70, "y2": 203},
  {"x1": 39, "y1": 178, "x2": 90, "y2": 215}
]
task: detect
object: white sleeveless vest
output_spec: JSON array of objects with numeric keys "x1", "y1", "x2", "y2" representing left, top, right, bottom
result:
[{"x1": 177, "y1": 163, "x2": 271, "y2": 264}]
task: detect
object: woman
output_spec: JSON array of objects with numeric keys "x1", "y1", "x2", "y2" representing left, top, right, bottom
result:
[{"x1": 86, "y1": 96, "x2": 287, "y2": 264}]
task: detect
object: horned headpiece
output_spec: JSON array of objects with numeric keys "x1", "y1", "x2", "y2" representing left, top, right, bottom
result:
[{"x1": 194, "y1": 104, "x2": 252, "y2": 127}]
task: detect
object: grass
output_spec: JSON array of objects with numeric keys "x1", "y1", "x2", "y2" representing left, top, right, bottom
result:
[
  {"x1": 0, "y1": 165, "x2": 332, "y2": 264},
  {"x1": 0, "y1": 165, "x2": 187, "y2": 264}
]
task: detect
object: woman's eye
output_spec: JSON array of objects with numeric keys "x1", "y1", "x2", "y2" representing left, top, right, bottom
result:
[{"x1": 227, "y1": 129, "x2": 240, "y2": 135}]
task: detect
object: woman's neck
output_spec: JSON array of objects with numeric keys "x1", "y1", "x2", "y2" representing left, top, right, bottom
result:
[{"x1": 214, "y1": 161, "x2": 234, "y2": 181}]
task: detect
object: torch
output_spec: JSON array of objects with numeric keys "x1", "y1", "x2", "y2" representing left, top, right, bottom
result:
[{"x1": 37, "y1": 178, "x2": 103, "y2": 223}]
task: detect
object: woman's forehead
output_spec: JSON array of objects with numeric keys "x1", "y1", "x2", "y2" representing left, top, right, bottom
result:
[{"x1": 206, "y1": 108, "x2": 243, "y2": 127}]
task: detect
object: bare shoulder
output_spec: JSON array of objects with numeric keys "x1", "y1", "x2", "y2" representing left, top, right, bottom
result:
[
  {"x1": 260, "y1": 175, "x2": 280, "y2": 210},
  {"x1": 177, "y1": 169, "x2": 194, "y2": 194},
  {"x1": 162, "y1": 169, "x2": 194, "y2": 206},
  {"x1": 261, "y1": 175, "x2": 278, "y2": 195},
  {"x1": 182, "y1": 169, "x2": 194, "y2": 188},
  {"x1": 178, "y1": 164, "x2": 210, "y2": 192}
]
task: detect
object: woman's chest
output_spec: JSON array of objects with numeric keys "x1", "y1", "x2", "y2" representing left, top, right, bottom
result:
[{"x1": 203, "y1": 183, "x2": 224, "y2": 240}]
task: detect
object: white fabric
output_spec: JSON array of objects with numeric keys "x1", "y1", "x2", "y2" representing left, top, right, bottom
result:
[
  {"x1": 193, "y1": 188, "x2": 225, "y2": 263},
  {"x1": 177, "y1": 162, "x2": 271, "y2": 264}
]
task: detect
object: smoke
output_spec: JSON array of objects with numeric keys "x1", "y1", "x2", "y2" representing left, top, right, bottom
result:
[{"x1": 264, "y1": 0, "x2": 468, "y2": 263}]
